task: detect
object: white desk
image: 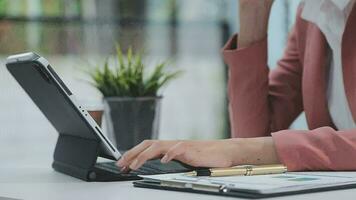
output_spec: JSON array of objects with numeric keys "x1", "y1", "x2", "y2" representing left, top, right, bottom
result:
[{"x1": 1, "y1": 136, "x2": 356, "y2": 200}]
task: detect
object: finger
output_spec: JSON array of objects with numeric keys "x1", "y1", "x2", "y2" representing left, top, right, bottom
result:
[
  {"x1": 120, "y1": 166, "x2": 130, "y2": 173},
  {"x1": 161, "y1": 142, "x2": 202, "y2": 167},
  {"x1": 161, "y1": 142, "x2": 186, "y2": 163},
  {"x1": 129, "y1": 143, "x2": 165, "y2": 170},
  {"x1": 161, "y1": 142, "x2": 205, "y2": 168},
  {"x1": 175, "y1": 150, "x2": 201, "y2": 167},
  {"x1": 117, "y1": 140, "x2": 153, "y2": 167}
]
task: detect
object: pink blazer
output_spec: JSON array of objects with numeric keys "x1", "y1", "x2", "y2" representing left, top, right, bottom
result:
[{"x1": 223, "y1": 4, "x2": 356, "y2": 171}]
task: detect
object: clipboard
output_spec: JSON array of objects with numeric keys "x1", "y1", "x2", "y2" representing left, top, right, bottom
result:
[
  {"x1": 133, "y1": 180, "x2": 356, "y2": 199},
  {"x1": 133, "y1": 172, "x2": 356, "y2": 198}
]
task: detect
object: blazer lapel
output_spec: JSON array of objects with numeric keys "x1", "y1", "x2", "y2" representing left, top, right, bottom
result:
[
  {"x1": 303, "y1": 24, "x2": 335, "y2": 129},
  {"x1": 342, "y1": 5, "x2": 356, "y2": 124}
]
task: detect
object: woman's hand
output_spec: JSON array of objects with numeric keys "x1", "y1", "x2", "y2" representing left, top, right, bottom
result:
[
  {"x1": 116, "y1": 137, "x2": 280, "y2": 170},
  {"x1": 238, "y1": 0, "x2": 274, "y2": 48},
  {"x1": 117, "y1": 140, "x2": 236, "y2": 170}
]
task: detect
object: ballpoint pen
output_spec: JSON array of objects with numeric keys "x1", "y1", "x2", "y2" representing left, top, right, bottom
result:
[{"x1": 185, "y1": 164, "x2": 287, "y2": 177}]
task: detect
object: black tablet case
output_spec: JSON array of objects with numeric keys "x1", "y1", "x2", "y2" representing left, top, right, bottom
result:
[{"x1": 6, "y1": 53, "x2": 136, "y2": 182}]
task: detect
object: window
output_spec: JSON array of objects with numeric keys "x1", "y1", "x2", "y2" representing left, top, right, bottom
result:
[{"x1": 0, "y1": 0, "x2": 306, "y2": 146}]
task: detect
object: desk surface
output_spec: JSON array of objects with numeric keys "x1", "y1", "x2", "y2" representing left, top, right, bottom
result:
[
  {"x1": 1, "y1": 167, "x2": 356, "y2": 200},
  {"x1": 1, "y1": 136, "x2": 356, "y2": 200}
]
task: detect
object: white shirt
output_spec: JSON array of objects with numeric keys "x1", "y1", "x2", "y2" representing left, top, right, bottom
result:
[{"x1": 302, "y1": 0, "x2": 356, "y2": 130}]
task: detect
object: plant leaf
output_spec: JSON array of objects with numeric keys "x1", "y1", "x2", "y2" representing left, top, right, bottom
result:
[{"x1": 87, "y1": 44, "x2": 182, "y2": 97}]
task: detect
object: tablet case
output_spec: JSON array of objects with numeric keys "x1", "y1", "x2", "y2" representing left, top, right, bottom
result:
[
  {"x1": 133, "y1": 180, "x2": 356, "y2": 199},
  {"x1": 52, "y1": 134, "x2": 140, "y2": 182},
  {"x1": 6, "y1": 53, "x2": 140, "y2": 182},
  {"x1": 52, "y1": 134, "x2": 99, "y2": 181}
]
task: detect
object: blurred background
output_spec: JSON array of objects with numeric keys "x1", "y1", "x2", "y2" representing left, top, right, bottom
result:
[{"x1": 0, "y1": 0, "x2": 306, "y2": 165}]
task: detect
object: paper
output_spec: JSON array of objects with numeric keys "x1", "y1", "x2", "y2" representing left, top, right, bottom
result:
[{"x1": 140, "y1": 171, "x2": 356, "y2": 194}]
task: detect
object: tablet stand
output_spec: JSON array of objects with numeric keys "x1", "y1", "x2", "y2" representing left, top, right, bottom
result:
[
  {"x1": 52, "y1": 134, "x2": 100, "y2": 181},
  {"x1": 52, "y1": 134, "x2": 136, "y2": 182}
]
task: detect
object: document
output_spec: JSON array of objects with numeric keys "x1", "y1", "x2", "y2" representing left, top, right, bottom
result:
[{"x1": 140, "y1": 171, "x2": 356, "y2": 194}]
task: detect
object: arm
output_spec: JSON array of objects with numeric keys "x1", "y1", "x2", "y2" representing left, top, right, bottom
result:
[
  {"x1": 117, "y1": 127, "x2": 356, "y2": 171},
  {"x1": 224, "y1": 2, "x2": 304, "y2": 137}
]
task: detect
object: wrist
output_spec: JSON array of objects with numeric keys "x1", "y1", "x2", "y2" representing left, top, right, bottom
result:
[
  {"x1": 226, "y1": 138, "x2": 250, "y2": 165},
  {"x1": 229, "y1": 137, "x2": 280, "y2": 165},
  {"x1": 238, "y1": 0, "x2": 273, "y2": 48}
]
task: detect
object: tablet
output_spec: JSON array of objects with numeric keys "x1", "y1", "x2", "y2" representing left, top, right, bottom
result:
[{"x1": 6, "y1": 52, "x2": 121, "y2": 160}]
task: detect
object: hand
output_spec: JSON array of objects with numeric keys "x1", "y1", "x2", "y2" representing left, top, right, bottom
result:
[
  {"x1": 116, "y1": 137, "x2": 280, "y2": 170},
  {"x1": 117, "y1": 139, "x2": 236, "y2": 170},
  {"x1": 238, "y1": 0, "x2": 274, "y2": 48}
]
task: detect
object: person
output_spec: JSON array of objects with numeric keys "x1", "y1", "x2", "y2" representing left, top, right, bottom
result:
[{"x1": 117, "y1": 0, "x2": 356, "y2": 172}]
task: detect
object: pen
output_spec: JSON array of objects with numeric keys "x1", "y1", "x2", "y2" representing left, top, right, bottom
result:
[{"x1": 185, "y1": 164, "x2": 287, "y2": 177}]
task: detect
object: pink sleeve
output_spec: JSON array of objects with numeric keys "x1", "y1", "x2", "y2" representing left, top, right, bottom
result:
[
  {"x1": 222, "y1": 25, "x2": 303, "y2": 138},
  {"x1": 272, "y1": 127, "x2": 356, "y2": 171}
]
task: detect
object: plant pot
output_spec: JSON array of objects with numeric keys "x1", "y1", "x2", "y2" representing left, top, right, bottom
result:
[
  {"x1": 88, "y1": 110, "x2": 104, "y2": 127},
  {"x1": 104, "y1": 96, "x2": 162, "y2": 151}
]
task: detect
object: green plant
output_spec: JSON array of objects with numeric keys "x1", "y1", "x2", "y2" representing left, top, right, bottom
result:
[{"x1": 89, "y1": 45, "x2": 182, "y2": 97}]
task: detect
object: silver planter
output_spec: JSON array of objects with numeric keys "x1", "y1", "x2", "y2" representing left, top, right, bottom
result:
[{"x1": 104, "y1": 96, "x2": 162, "y2": 151}]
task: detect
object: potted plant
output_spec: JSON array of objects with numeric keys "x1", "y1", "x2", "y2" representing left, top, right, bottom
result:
[{"x1": 89, "y1": 45, "x2": 181, "y2": 151}]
